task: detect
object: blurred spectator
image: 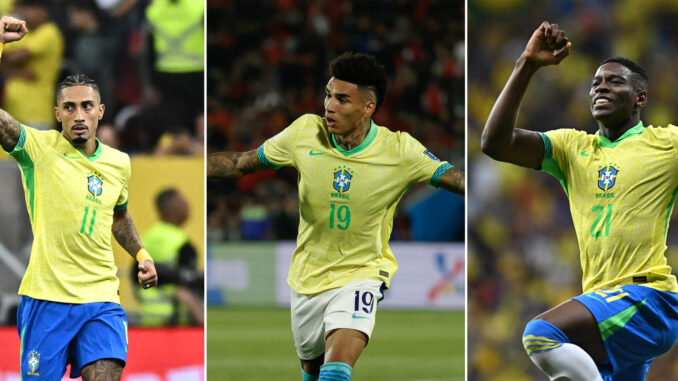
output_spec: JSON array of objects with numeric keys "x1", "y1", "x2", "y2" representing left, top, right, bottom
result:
[
  {"x1": 468, "y1": 1, "x2": 678, "y2": 379},
  {"x1": 96, "y1": 122, "x2": 120, "y2": 148},
  {"x1": 207, "y1": 0, "x2": 465, "y2": 244},
  {"x1": 134, "y1": 188, "x2": 204, "y2": 326},
  {"x1": 2, "y1": 0, "x2": 63, "y2": 129}
]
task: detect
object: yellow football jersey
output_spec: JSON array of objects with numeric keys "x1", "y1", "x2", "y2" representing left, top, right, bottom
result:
[
  {"x1": 540, "y1": 121, "x2": 678, "y2": 293},
  {"x1": 260, "y1": 114, "x2": 453, "y2": 294},
  {"x1": 5, "y1": 124, "x2": 130, "y2": 303}
]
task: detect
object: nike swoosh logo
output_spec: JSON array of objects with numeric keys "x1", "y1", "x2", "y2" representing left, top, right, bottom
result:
[
  {"x1": 63, "y1": 153, "x2": 81, "y2": 159},
  {"x1": 580, "y1": 151, "x2": 590, "y2": 157},
  {"x1": 309, "y1": 149, "x2": 326, "y2": 156},
  {"x1": 352, "y1": 313, "x2": 370, "y2": 319}
]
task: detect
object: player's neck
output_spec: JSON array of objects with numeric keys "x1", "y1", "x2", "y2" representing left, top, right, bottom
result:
[
  {"x1": 334, "y1": 120, "x2": 371, "y2": 151},
  {"x1": 74, "y1": 139, "x2": 98, "y2": 157},
  {"x1": 598, "y1": 115, "x2": 640, "y2": 142}
]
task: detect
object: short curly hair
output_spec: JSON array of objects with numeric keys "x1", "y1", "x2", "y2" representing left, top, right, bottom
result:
[{"x1": 329, "y1": 52, "x2": 387, "y2": 114}]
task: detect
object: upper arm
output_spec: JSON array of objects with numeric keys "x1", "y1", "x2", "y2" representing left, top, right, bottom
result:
[
  {"x1": 0, "y1": 109, "x2": 21, "y2": 153},
  {"x1": 484, "y1": 128, "x2": 546, "y2": 169}
]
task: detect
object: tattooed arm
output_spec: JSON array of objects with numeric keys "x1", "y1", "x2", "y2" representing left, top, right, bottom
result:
[
  {"x1": 112, "y1": 209, "x2": 158, "y2": 288},
  {"x1": 207, "y1": 149, "x2": 270, "y2": 178},
  {"x1": 0, "y1": 109, "x2": 20, "y2": 153},
  {"x1": 437, "y1": 168, "x2": 465, "y2": 195}
]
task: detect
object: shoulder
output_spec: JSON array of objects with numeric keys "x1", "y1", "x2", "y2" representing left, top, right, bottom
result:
[
  {"x1": 291, "y1": 114, "x2": 324, "y2": 129},
  {"x1": 101, "y1": 144, "x2": 131, "y2": 171}
]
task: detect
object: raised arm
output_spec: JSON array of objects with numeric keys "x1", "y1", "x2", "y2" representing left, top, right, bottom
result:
[
  {"x1": 438, "y1": 167, "x2": 465, "y2": 195},
  {"x1": 480, "y1": 21, "x2": 571, "y2": 169},
  {"x1": 207, "y1": 149, "x2": 270, "y2": 178},
  {"x1": 113, "y1": 209, "x2": 158, "y2": 289},
  {"x1": 0, "y1": 16, "x2": 27, "y2": 152}
]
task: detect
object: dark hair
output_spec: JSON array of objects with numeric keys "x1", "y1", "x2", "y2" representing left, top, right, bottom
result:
[
  {"x1": 56, "y1": 74, "x2": 101, "y2": 103},
  {"x1": 329, "y1": 52, "x2": 387, "y2": 113},
  {"x1": 600, "y1": 57, "x2": 648, "y2": 88},
  {"x1": 155, "y1": 188, "x2": 179, "y2": 212}
]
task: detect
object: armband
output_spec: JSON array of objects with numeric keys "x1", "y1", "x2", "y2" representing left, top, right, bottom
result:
[{"x1": 135, "y1": 248, "x2": 153, "y2": 262}]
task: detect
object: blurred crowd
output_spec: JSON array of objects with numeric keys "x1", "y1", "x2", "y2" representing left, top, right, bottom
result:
[
  {"x1": 206, "y1": 0, "x2": 465, "y2": 242},
  {"x1": 0, "y1": 0, "x2": 204, "y2": 155},
  {"x1": 468, "y1": 0, "x2": 678, "y2": 379}
]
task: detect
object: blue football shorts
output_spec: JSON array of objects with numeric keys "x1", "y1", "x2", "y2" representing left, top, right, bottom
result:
[
  {"x1": 573, "y1": 284, "x2": 678, "y2": 380},
  {"x1": 17, "y1": 296, "x2": 128, "y2": 379}
]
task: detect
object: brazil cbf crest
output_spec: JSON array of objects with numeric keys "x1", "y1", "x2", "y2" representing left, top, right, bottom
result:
[
  {"x1": 87, "y1": 174, "x2": 103, "y2": 197},
  {"x1": 597, "y1": 164, "x2": 619, "y2": 191},
  {"x1": 333, "y1": 166, "x2": 354, "y2": 193},
  {"x1": 27, "y1": 350, "x2": 40, "y2": 373}
]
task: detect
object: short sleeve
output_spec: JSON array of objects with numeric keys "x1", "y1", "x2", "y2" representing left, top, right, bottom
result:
[
  {"x1": 399, "y1": 132, "x2": 453, "y2": 187},
  {"x1": 114, "y1": 155, "x2": 131, "y2": 211},
  {"x1": 260, "y1": 114, "x2": 311, "y2": 168},
  {"x1": 5, "y1": 124, "x2": 52, "y2": 166},
  {"x1": 538, "y1": 128, "x2": 577, "y2": 196}
]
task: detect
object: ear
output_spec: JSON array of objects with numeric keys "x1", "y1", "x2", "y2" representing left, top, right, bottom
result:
[
  {"x1": 98, "y1": 103, "x2": 105, "y2": 120},
  {"x1": 54, "y1": 106, "x2": 61, "y2": 123},
  {"x1": 636, "y1": 90, "x2": 647, "y2": 109},
  {"x1": 364, "y1": 100, "x2": 376, "y2": 118}
]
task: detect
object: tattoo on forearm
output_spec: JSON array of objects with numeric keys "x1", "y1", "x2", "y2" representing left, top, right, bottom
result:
[
  {"x1": 441, "y1": 168, "x2": 465, "y2": 195},
  {"x1": 207, "y1": 149, "x2": 267, "y2": 178},
  {"x1": 112, "y1": 212, "x2": 142, "y2": 256},
  {"x1": 0, "y1": 109, "x2": 20, "y2": 152},
  {"x1": 80, "y1": 359, "x2": 123, "y2": 381}
]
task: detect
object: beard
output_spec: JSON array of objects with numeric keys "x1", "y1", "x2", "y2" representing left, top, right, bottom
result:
[{"x1": 71, "y1": 135, "x2": 88, "y2": 144}]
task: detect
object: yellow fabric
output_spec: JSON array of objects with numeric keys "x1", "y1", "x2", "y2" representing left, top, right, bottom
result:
[
  {"x1": 6, "y1": 124, "x2": 130, "y2": 303},
  {"x1": 145, "y1": 0, "x2": 204, "y2": 73},
  {"x1": 135, "y1": 248, "x2": 153, "y2": 262},
  {"x1": 262, "y1": 114, "x2": 451, "y2": 294},
  {"x1": 3, "y1": 22, "x2": 63, "y2": 128},
  {"x1": 541, "y1": 123, "x2": 678, "y2": 293}
]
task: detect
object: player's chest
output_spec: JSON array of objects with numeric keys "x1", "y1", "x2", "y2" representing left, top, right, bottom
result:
[
  {"x1": 36, "y1": 152, "x2": 124, "y2": 210},
  {"x1": 568, "y1": 144, "x2": 678, "y2": 199},
  {"x1": 296, "y1": 153, "x2": 406, "y2": 207}
]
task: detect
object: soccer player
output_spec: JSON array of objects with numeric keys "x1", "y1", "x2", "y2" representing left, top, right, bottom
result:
[
  {"x1": 0, "y1": 16, "x2": 159, "y2": 381},
  {"x1": 208, "y1": 52, "x2": 465, "y2": 381},
  {"x1": 481, "y1": 21, "x2": 678, "y2": 380}
]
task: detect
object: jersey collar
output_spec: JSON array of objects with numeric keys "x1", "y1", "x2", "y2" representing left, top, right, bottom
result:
[
  {"x1": 331, "y1": 119, "x2": 377, "y2": 156},
  {"x1": 596, "y1": 121, "x2": 644, "y2": 148},
  {"x1": 62, "y1": 133, "x2": 103, "y2": 161}
]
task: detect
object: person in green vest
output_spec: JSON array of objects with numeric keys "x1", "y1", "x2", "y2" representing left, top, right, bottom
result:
[
  {"x1": 136, "y1": 188, "x2": 203, "y2": 326},
  {"x1": 143, "y1": 0, "x2": 203, "y2": 133}
]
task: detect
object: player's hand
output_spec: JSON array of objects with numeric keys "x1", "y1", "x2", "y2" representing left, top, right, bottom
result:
[
  {"x1": 522, "y1": 21, "x2": 571, "y2": 67},
  {"x1": 0, "y1": 16, "x2": 27, "y2": 43},
  {"x1": 138, "y1": 259, "x2": 158, "y2": 289}
]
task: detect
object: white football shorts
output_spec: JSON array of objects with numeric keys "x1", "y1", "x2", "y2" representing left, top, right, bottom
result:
[{"x1": 291, "y1": 279, "x2": 385, "y2": 360}]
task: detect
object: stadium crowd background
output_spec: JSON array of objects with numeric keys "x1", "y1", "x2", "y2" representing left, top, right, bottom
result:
[
  {"x1": 206, "y1": 0, "x2": 465, "y2": 244},
  {"x1": 468, "y1": 0, "x2": 678, "y2": 379},
  {"x1": 0, "y1": 0, "x2": 204, "y2": 327}
]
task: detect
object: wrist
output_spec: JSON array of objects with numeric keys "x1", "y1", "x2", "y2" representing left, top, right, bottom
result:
[
  {"x1": 135, "y1": 248, "x2": 153, "y2": 262},
  {"x1": 516, "y1": 54, "x2": 541, "y2": 75}
]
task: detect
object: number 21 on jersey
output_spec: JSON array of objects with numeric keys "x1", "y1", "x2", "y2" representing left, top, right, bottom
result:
[{"x1": 590, "y1": 204, "x2": 612, "y2": 237}]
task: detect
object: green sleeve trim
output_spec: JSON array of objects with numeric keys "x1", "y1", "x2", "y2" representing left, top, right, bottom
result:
[
  {"x1": 430, "y1": 162, "x2": 453, "y2": 188},
  {"x1": 538, "y1": 132, "x2": 553, "y2": 159},
  {"x1": 8, "y1": 124, "x2": 35, "y2": 221},
  {"x1": 257, "y1": 144, "x2": 281, "y2": 169},
  {"x1": 114, "y1": 201, "x2": 128, "y2": 211},
  {"x1": 3, "y1": 122, "x2": 26, "y2": 154},
  {"x1": 665, "y1": 186, "x2": 678, "y2": 236}
]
